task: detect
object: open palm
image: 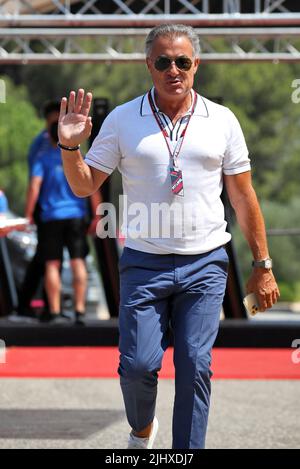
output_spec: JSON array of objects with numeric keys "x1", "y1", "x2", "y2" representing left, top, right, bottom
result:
[{"x1": 58, "y1": 89, "x2": 93, "y2": 147}]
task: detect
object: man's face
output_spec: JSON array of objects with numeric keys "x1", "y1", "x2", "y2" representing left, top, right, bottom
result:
[{"x1": 146, "y1": 35, "x2": 200, "y2": 101}]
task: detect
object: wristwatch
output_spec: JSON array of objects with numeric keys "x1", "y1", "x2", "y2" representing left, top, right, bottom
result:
[{"x1": 252, "y1": 258, "x2": 273, "y2": 269}]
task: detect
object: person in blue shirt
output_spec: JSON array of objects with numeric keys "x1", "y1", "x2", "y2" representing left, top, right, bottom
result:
[
  {"x1": 18, "y1": 101, "x2": 61, "y2": 319},
  {"x1": 25, "y1": 102, "x2": 90, "y2": 325},
  {"x1": 30, "y1": 147, "x2": 87, "y2": 223}
]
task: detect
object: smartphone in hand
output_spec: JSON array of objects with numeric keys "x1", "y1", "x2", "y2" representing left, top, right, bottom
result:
[{"x1": 243, "y1": 293, "x2": 260, "y2": 316}]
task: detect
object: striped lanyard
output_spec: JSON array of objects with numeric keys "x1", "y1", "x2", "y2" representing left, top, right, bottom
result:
[{"x1": 148, "y1": 89, "x2": 197, "y2": 168}]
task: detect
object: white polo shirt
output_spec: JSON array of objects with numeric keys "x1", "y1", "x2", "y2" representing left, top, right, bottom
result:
[{"x1": 85, "y1": 89, "x2": 251, "y2": 255}]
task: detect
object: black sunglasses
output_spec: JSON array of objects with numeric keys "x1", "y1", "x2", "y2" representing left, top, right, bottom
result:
[{"x1": 154, "y1": 55, "x2": 193, "y2": 72}]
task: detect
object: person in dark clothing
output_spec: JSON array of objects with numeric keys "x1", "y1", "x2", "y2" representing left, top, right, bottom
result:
[
  {"x1": 20, "y1": 101, "x2": 100, "y2": 324},
  {"x1": 18, "y1": 101, "x2": 61, "y2": 318}
]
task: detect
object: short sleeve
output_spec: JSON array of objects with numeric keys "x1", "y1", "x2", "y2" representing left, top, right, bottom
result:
[
  {"x1": 85, "y1": 108, "x2": 121, "y2": 175},
  {"x1": 223, "y1": 109, "x2": 251, "y2": 175},
  {"x1": 31, "y1": 158, "x2": 44, "y2": 179}
]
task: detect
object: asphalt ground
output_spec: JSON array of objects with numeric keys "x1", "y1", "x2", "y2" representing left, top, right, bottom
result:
[{"x1": 0, "y1": 378, "x2": 299, "y2": 449}]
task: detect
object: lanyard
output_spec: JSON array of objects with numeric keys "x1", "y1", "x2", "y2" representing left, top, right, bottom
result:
[{"x1": 148, "y1": 89, "x2": 197, "y2": 167}]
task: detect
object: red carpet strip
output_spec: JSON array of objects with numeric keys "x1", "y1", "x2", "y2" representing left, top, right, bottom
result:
[{"x1": 0, "y1": 347, "x2": 299, "y2": 379}]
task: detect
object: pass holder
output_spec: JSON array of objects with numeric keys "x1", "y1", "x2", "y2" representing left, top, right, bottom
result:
[
  {"x1": 170, "y1": 160, "x2": 184, "y2": 197},
  {"x1": 169, "y1": 137, "x2": 185, "y2": 197}
]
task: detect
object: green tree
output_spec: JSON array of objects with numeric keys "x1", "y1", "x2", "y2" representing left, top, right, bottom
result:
[
  {"x1": 76, "y1": 62, "x2": 152, "y2": 110},
  {"x1": 0, "y1": 76, "x2": 43, "y2": 214}
]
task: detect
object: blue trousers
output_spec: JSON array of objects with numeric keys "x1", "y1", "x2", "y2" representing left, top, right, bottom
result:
[{"x1": 118, "y1": 246, "x2": 229, "y2": 449}]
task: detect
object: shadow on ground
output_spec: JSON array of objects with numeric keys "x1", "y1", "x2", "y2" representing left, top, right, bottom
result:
[{"x1": 0, "y1": 409, "x2": 124, "y2": 439}]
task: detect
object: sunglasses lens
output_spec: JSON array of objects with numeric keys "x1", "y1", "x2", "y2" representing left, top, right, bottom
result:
[
  {"x1": 175, "y1": 57, "x2": 192, "y2": 71},
  {"x1": 154, "y1": 57, "x2": 171, "y2": 71},
  {"x1": 154, "y1": 56, "x2": 193, "y2": 72}
]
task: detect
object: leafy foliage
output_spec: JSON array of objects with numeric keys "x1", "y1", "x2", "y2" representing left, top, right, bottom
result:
[
  {"x1": 195, "y1": 62, "x2": 300, "y2": 202},
  {"x1": 0, "y1": 76, "x2": 43, "y2": 213}
]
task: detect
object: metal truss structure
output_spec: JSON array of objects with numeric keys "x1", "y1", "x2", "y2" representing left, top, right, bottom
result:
[{"x1": 0, "y1": 1, "x2": 300, "y2": 63}]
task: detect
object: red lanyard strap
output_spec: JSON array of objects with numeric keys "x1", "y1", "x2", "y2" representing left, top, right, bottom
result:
[{"x1": 148, "y1": 90, "x2": 197, "y2": 166}]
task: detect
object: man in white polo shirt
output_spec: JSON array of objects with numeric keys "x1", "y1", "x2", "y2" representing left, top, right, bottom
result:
[{"x1": 58, "y1": 24, "x2": 279, "y2": 449}]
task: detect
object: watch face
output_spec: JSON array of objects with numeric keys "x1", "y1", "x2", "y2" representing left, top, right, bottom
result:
[{"x1": 265, "y1": 259, "x2": 272, "y2": 269}]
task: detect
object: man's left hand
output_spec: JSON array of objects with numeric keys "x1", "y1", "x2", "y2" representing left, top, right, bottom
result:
[{"x1": 246, "y1": 269, "x2": 280, "y2": 312}]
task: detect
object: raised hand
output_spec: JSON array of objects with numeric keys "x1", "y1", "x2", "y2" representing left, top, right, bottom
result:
[{"x1": 58, "y1": 89, "x2": 93, "y2": 147}]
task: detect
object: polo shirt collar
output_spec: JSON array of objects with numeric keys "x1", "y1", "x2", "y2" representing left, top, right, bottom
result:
[{"x1": 140, "y1": 87, "x2": 209, "y2": 118}]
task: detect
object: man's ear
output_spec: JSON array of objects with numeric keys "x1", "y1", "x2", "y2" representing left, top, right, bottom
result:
[
  {"x1": 194, "y1": 57, "x2": 200, "y2": 74},
  {"x1": 146, "y1": 57, "x2": 151, "y2": 71}
]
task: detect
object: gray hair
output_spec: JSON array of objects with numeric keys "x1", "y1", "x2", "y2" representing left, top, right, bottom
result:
[{"x1": 145, "y1": 24, "x2": 201, "y2": 58}]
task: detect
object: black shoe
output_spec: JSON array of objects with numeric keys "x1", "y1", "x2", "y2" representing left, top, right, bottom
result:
[{"x1": 75, "y1": 311, "x2": 86, "y2": 326}]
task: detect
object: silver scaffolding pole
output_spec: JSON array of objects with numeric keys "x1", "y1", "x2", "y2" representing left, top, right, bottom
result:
[{"x1": 0, "y1": 27, "x2": 300, "y2": 63}]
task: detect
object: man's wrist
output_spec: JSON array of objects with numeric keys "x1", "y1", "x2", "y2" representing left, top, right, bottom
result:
[
  {"x1": 58, "y1": 142, "x2": 80, "y2": 151},
  {"x1": 252, "y1": 258, "x2": 273, "y2": 269}
]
